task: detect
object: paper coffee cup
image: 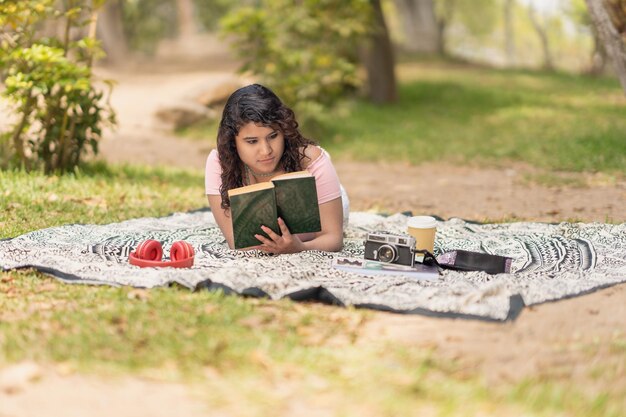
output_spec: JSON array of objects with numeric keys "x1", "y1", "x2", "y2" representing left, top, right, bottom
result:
[{"x1": 407, "y1": 216, "x2": 437, "y2": 253}]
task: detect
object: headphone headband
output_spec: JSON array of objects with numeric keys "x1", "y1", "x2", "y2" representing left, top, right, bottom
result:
[{"x1": 128, "y1": 240, "x2": 195, "y2": 268}]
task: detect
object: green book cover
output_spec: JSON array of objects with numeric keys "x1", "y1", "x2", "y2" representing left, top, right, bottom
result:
[
  {"x1": 272, "y1": 174, "x2": 321, "y2": 234},
  {"x1": 228, "y1": 171, "x2": 321, "y2": 249},
  {"x1": 228, "y1": 183, "x2": 279, "y2": 249}
]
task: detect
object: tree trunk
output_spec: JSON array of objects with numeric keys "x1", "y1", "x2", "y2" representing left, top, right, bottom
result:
[
  {"x1": 528, "y1": 6, "x2": 554, "y2": 70},
  {"x1": 585, "y1": 0, "x2": 626, "y2": 95},
  {"x1": 96, "y1": 0, "x2": 128, "y2": 66},
  {"x1": 365, "y1": 0, "x2": 397, "y2": 103},
  {"x1": 590, "y1": 25, "x2": 608, "y2": 74},
  {"x1": 605, "y1": 0, "x2": 626, "y2": 41},
  {"x1": 586, "y1": 0, "x2": 626, "y2": 94},
  {"x1": 176, "y1": 0, "x2": 197, "y2": 38},
  {"x1": 436, "y1": 0, "x2": 456, "y2": 56},
  {"x1": 394, "y1": 0, "x2": 440, "y2": 53},
  {"x1": 504, "y1": 0, "x2": 516, "y2": 66}
]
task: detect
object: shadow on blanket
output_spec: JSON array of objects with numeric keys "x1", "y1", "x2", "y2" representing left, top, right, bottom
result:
[{"x1": 1, "y1": 209, "x2": 625, "y2": 322}]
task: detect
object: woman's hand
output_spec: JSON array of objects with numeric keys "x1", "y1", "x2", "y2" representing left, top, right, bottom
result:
[{"x1": 252, "y1": 218, "x2": 305, "y2": 254}]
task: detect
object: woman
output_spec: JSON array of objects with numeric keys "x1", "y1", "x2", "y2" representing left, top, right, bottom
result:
[{"x1": 205, "y1": 84, "x2": 348, "y2": 253}]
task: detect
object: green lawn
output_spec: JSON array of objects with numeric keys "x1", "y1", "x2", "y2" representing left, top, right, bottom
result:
[
  {"x1": 2, "y1": 61, "x2": 626, "y2": 416},
  {"x1": 319, "y1": 63, "x2": 626, "y2": 175},
  {"x1": 0, "y1": 163, "x2": 204, "y2": 238}
]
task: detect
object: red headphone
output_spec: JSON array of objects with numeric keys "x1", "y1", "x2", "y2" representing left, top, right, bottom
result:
[{"x1": 128, "y1": 239, "x2": 195, "y2": 268}]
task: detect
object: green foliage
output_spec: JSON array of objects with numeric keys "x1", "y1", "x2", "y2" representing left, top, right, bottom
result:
[
  {"x1": 220, "y1": 0, "x2": 372, "y2": 114},
  {"x1": 193, "y1": 0, "x2": 234, "y2": 31},
  {"x1": 0, "y1": 0, "x2": 55, "y2": 39},
  {"x1": 0, "y1": 0, "x2": 54, "y2": 70},
  {"x1": 0, "y1": 0, "x2": 115, "y2": 173},
  {"x1": 435, "y1": 0, "x2": 499, "y2": 38},
  {"x1": 565, "y1": 0, "x2": 592, "y2": 28},
  {"x1": 120, "y1": 0, "x2": 177, "y2": 54},
  {"x1": 119, "y1": 0, "x2": 236, "y2": 55}
]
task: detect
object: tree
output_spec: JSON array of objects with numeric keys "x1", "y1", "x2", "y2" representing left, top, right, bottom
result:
[
  {"x1": 394, "y1": 0, "x2": 440, "y2": 53},
  {"x1": 605, "y1": 0, "x2": 626, "y2": 39},
  {"x1": 221, "y1": 1, "x2": 395, "y2": 111},
  {"x1": 433, "y1": 0, "x2": 498, "y2": 56},
  {"x1": 120, "y1": 0, "x2": 177, "y2": 55},
  {"x1": 435, "y1": 0, "x2": 455, "y2": 55},
  {"x1": 585, "y1": 0, "x2": 626, "y2": 94},
  {"x1": 364, "y1": 0, "x2": 397, "y2": 103},
  {"x1": 96, "y1": 0, "x2": 128, "y2": 66},
  {"x1": 503, "y1": 0, "x2": 516, "y2": 66},
  {"x1": 176, "y1": 0, "x2": 197, "y2": 38},
  {"x1": 566, "y1": 0, "x2": 608, "y2": 74},
  {"x1": 193, "y1": 0, "x2": 234, "y2": 31},
  {"x1": 527, "y1": 5, "x2": 554, "y2": 70}
]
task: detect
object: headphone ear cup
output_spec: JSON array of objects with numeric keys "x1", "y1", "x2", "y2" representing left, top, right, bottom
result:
[
  {"x1": 170, "y1": 241, "x2": 194, "y2": 262},
  {"x1": 135, "y1": 239, "x2": 163, "y2": 261}
]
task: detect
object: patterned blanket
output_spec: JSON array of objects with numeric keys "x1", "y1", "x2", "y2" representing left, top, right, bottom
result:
[{"x1": 1, "y1": 210, "x2": 625, "y2": 321}]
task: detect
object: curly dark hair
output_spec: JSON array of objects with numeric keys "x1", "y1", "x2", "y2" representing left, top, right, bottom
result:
[{"x1": 216, "y1": 84, "x2": 316, "y2": 210}]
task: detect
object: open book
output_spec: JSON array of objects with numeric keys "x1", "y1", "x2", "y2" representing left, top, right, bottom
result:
[
  {"x1": 331, "y1": 257, "x2": 440, "y2": 280},
  {"x1": 228, "y1": 171, "x2": 321, "y2": 249}
]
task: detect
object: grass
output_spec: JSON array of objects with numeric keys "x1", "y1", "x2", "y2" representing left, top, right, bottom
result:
[
  {"x1": 0, "y1": 162, "x2": 204, "y2": 238},
  {"x1": 184, "y1": 60, "x2": 626, "y2": 178},
  {"x1": 3, "y1": 276, "x2": 625, "y2": 417},
  {"x1": 320, "y1": 63, "x2": 626, "y2": 175},
  {"x1": 2, "y1": 61, "x2": 626, "y2": 415},
  {"x1": 1, "y1": 271, "x2": 358, "y2": 376}
]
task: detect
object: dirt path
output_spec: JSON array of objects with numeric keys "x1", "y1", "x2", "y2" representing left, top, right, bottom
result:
[{"x1": 2, "y1": 63, "x2": 625, "y2": 416}]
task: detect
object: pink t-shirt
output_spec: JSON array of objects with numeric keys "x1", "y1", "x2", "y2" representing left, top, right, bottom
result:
[{"x1": 204, "y1": 146, "x2": 342, "y2": 204}]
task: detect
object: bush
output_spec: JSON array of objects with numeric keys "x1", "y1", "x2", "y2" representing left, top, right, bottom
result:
[
  {"x1": 0, "y1": 0, "x2": 115, "y2": 173},
  {"x1": 220, "y1": 0, "x2": 371, "y2": 116}
]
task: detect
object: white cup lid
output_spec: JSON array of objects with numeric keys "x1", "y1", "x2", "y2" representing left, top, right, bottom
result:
[{"x1": 407, "y1": 216, "x2": 437, "y2": 229}]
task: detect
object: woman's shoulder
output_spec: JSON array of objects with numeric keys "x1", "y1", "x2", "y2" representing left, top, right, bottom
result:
[
  {"x1": 205, "y1": 149, "x2": 222, "y2": 176},
  {"x1": 206, "y1": 149, "x2": 220, "y2": 166},
  {"x1": 300, "y1": 145, "x2": 322, "y2": 169}
]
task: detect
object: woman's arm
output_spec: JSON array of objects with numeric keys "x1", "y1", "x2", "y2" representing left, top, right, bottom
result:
[
  {"x1": 207, "y1": 195, "x2": 235, "y2": 249},
  {"x1": 302, "y1": 197, "x2": 344, "y2": 251},
  {"x1": 253, "y1": 196, "x2": 344, "y2": 253},
  {"x1": 210, "y1": 194, "x2": 344, "y2": 253}
]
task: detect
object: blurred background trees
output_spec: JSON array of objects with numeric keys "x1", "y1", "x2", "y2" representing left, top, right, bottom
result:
[
  {"x1": 5, "y1": 0, "x2": 623, "y2": 102},
  {"x1": 220, "y1": 0, "x2": 371, "y2": 111},
  {"x1": 36, "y1": 0, "x2": 626, "y2": 94},
  {"x1": 585, "y1": 0, "x2": 626, "y2": 90},
  {"x1": 2, "y1": 0, "x2": 626, "y2": 172}
]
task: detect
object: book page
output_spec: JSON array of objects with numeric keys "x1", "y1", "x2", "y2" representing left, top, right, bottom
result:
[
  {"x1": 228, "y1": 181, "x2": 274, "y2": 197},
  {"x1": 271, "y1": 170, "x2": 312, "y2": 181}
]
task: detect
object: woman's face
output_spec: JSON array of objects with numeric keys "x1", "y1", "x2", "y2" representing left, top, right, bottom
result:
[{"x1": 235, "y1": 122, "x2": 285, "y2": 175}]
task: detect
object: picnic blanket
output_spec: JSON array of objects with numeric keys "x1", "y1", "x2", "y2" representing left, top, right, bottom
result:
[{"x1": 1, "y1": 209, "x2": 625, "y2": 321}]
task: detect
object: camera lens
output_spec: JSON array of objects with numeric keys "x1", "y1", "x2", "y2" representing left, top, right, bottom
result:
[{"x1": 377, "y1": 245, "x2": 397, "y2": 263}]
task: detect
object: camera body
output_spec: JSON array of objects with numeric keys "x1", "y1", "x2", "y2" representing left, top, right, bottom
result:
[{"x1": 364, "y1": 232, "x2": 416, "y2": 267}]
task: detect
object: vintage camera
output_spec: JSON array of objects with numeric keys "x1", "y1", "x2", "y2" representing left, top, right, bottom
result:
[{"x1": 364, "y1": 232, "x2": 416, "y2": 267}]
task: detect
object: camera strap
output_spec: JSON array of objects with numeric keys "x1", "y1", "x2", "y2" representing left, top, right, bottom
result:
[{"x1": 418, "y1": 249, "x2": 513, "y2": 275}]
